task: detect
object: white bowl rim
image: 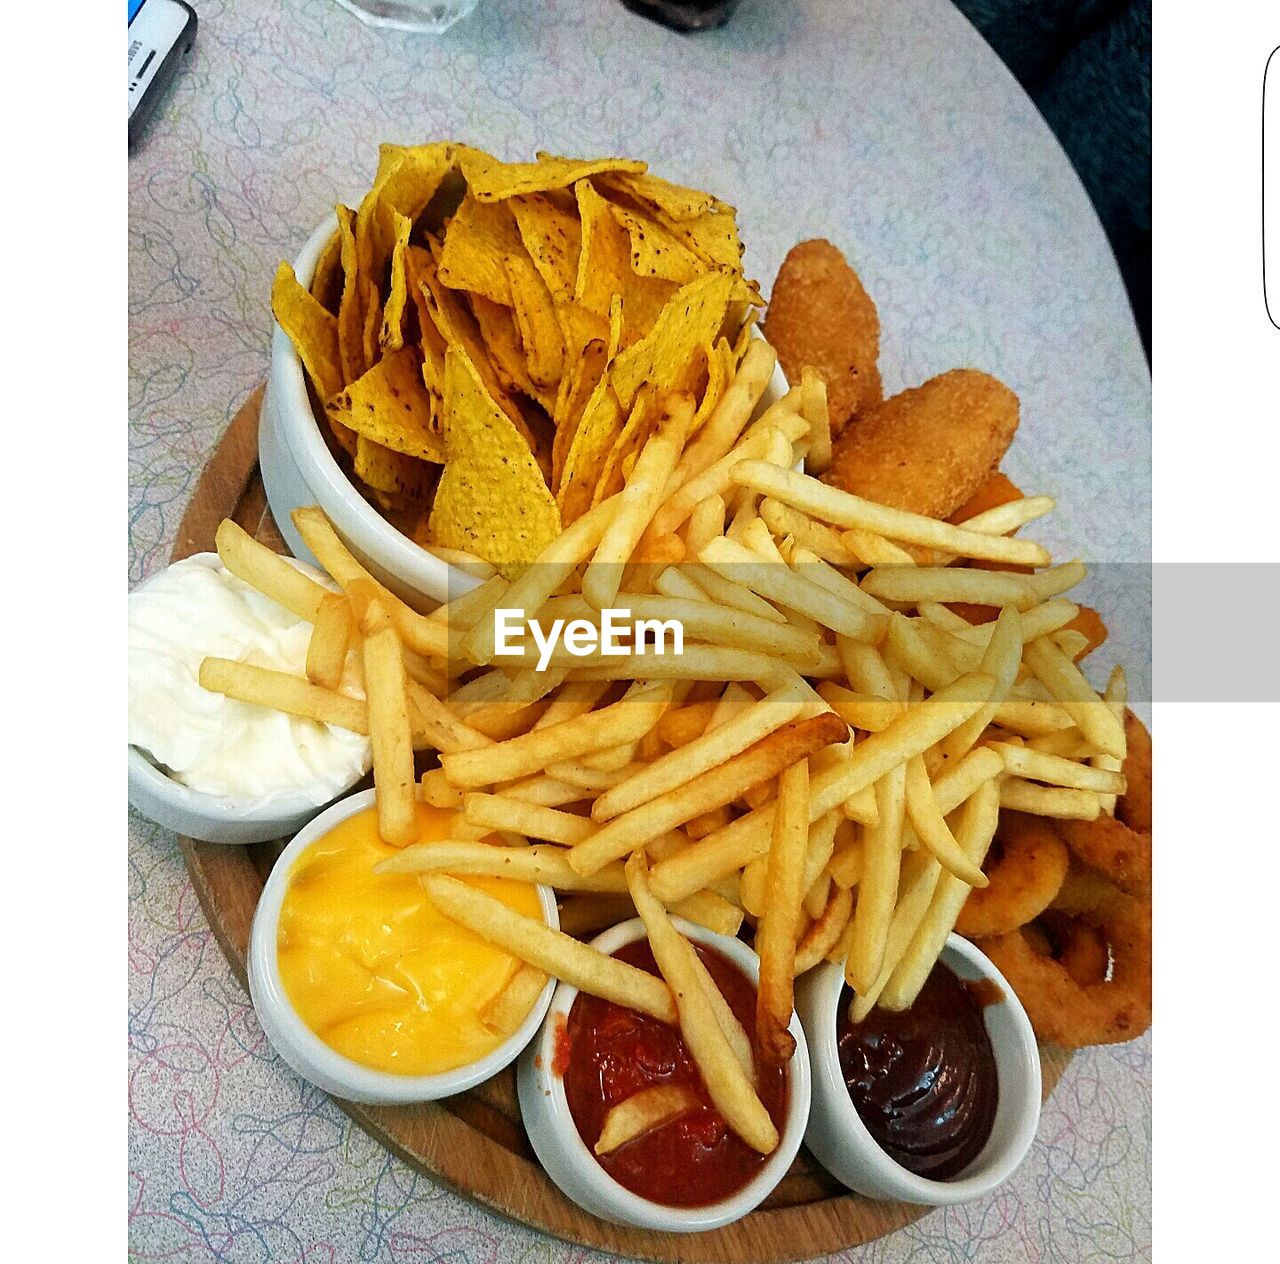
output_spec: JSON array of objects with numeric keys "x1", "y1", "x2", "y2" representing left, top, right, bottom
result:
[
  {"x1": 526, "y1": 915, "x2": 811, "y2": 1232},
  {"x1": 250, "y1": 787, "x2": 558, "y2": 1101},
  {"x1": 127, "y1": 551, "x2": 370, "y2": 823},
  {"x1": 807, "y1": 933, "x2": 1042, "y2": 1203}
]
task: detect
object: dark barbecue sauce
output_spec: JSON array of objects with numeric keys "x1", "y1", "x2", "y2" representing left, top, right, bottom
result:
[
  {"x1": 562, "y1": 940, "x2": 788, "y2": 1207},
  {"x1": 837, "y1": 964, "x2": 999, "y2": 1180}
]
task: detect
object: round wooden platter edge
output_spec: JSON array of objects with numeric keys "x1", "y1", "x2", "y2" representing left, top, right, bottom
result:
[{"x1": 170, "y1": 389, "x2": 1072, "y2": 1264}]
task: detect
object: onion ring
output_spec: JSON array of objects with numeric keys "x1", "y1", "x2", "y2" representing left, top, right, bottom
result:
[
  {"x1": 1054, "y1": 814, "x2": 1150, "y2": 898},
  {"x1": 1051, "y1": 863, "x2": 1128, "y2": 917},
  {"x1": 954, "y1": 811, "x2": 1069, "y2": 938},
  {"x1": 978, "y1": 892, "x2": 1150, "y2": 1047},
  {"x1": 1034, "y1": 911, "x2": 1110, "y2": 987}
]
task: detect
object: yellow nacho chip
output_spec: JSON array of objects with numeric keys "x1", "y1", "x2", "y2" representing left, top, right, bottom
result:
[
  {"x1": 691, "y1": 338, "x2": 729, "y2": 436},
  {"x1": 379, "y1": 212, "x2": 415, "y2": 353},
  {"x1": 355, "y1": 434, "x2": 433, "y2": 500},
  {"x1": 593, "y1": 381, "x2": 661, "y2": 506},
  {"x1": 361, "y1": 278, "x2": 382, "y2": 372},
  {"x1": 594, "y1": 169, "x2": 730, "y2": 221},
  {"x1": 429, "y1": 346, "x2": 561, "y2": 575},
  {"x1": 660, "y1": 205, "x2": 745, "y2": 273},
  {"x1": 503, "y1": 252, "x2": 565, "y2": 390},
  {"x1": 469, "y1": 293, "x2": 538, "y2": 400},
  {"x1": 459, "y1": 149, "x2": 647, "y2": 202},
  {"x1": 271, "y1": 262, "x2": 343, "y2": 402},
  {"x1": 437, "y1": 194, "x2": 525, "y2": 305},
  {"x1": 309, "y1": 228, "x2": 344, "y2": 315},
  {"x1": 608, "y1": 269, "x2": 737, "y2": 410},
  {"x1": 608, "y1": 201, "x2": 703, "y2": 284},
  {"x1": 551, "y1": 336, "x2": 609, "y2": 494},
  {"x1": 509, "y1": 192, "x2": 582, "y2": 301},
  {"x1": 335, "y1": 205, "x2": 367, "y2": 384},
  {"x1": 328, "y1": 346, "x2": 445, "y2": 464}
]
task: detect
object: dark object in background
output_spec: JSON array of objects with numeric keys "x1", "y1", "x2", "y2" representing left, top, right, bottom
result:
[
  {"x1": 128, "y1": 0, "x2": 198, "y2": 150},
  {"x1": 952, "y1": 1, "x2": 1151, "y2": 357},
  {"x1": 620, "y1": 0, "x2": 742, "y2": 33}
]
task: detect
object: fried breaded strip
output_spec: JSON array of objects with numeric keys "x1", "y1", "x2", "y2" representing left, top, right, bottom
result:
[
  {"x1": 823, "y1": 369, "x2": 1019, "y2": 521},
  {"x1": 764, "y1": 239, "x2": 881, "y2": 434}
]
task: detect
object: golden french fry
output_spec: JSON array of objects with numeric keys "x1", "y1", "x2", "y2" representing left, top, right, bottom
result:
[
  {"x1": 878, "y1": 779, "x2": 1001, "y2": 1010},
  {"x1": 794, "y1": 885, "x2": 854, "y2": 974},
  {"x1": 756, "y1": 759, "x2": 809, "y2": 1064},
  {"x1": 902, "y1": 754, "x2": 987, "y2": 886},
  {"x1": 940, "y1": 606, "x2": 1022, "y2": 760},
  {"x1": 1023, "y1": 636, "x2": 1127, "y2": 759},
  {"x1": 584, "y1": 393, "x2": 693, "y2": 610},
  {"x1": 594, "y1": 1084, "x2": 699, "y2": 1155},
  {"x1": 441, "y1": 684, "x2": 671, "y2": 787},
  {"x1": 728, "y1": 461, "x2": 1051, "y2": 566},
  {"x1": 844, "y1": 762, "x2": 906, "y2": 995},
  {"x1": 817, "y1": 682, "x2": 899, "y2": 732},
  {"x1": 625, "y1": 854, "x2": 778, "y2": 1154},
  {"x1": 216, "y1": 519, "x2": 329, "y2": 621},
  {"x1": 479, "y1": 963, "x2": 548, "y2": 1035},
  {"x1": 306, "y1": 592, "x2": 353, "y2": 690},
  {"x1": 676, "y1": 562, "x2": 789, "y2": 625},
  {"x1": 686, "y1": 494, "x2": 727, "y2": 558},
  {"x1": 463, "y1": 793, "x2": 593, "y2": 844},
  {"x1": 988, "y1": 741, "x2": 1125, "y2": 793},
  {"x1": 424, "y1": 545, "x2": 498, "y2": 581},
  {"x1": 421, "y1": 766, "x2": 463, "y2": 809},
  {"x1": 358, "y1": 593, "x2": 417, "y2": 846},
  {"x1": 1094, "y1": 665, "x2": 1128, "y2": 814},
  {"x1": 865, "y1": 566, "x2": 1041, "y2": 610},
  {"x1": 760, "y1": 500, "x2": 859, "y2": 566},
  {"x1": 423, "y1": 874, "x2": 677, "y2": 1024},
  {"x1": 198, "y1": 657, "x2": 368, "y2": 733},
  {"x1": 799, "y1": 366, "x2": 832, "y2": 474},
  {"x1": 406, "y1": 680, "x2": 493, "y2": 754},
  {"x1": 378, "y1": 840, "x2": 630, "y2": 892},
  {"x1": 954, "y1": 495, "x2": 1055, "y2": 536},
  {"x1": 1000, "y1": 779, "x2": 1102, "y2": 819}
]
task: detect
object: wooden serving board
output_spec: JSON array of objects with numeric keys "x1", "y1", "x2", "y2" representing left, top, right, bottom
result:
[{"x1": 174, "y1": 388, "x2": 1071, "y2": 1264}]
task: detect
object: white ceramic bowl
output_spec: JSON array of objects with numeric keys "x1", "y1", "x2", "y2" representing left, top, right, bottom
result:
[
  {"x1": 127, "y1": 552, "x2": 371, "y2": 846},
  {"x1": 260, "y1": 214, "x2": 790, "y2": 610},
  {"x1": 795, "y1": 934, "x2": 1041, "y2": 1205},
  {"x1": 518, "y1": 917, "x2": 811, "y2": 1233},
  {"x1": 248, "y1": 788, "x2": 557, "y2": 1104}
]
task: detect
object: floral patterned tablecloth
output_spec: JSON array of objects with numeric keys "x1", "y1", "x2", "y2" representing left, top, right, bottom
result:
[{"x1": 128, "y1": 1, "x2": 1151, "y2": 1259}]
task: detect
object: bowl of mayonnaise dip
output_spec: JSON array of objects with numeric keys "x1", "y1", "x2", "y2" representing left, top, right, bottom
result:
[{"x1": 127, "y1": 552, "x2": 372, "y2": 844}]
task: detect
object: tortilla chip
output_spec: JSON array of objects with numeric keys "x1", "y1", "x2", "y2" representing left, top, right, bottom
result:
[
  {"x1": 309, "y1": 229, "x2": 344, "y2": 315},
  {"x1": 608, "y1": 201, "x2": 703, "y2": 284},
  {"x1": 469, "y1": 293, "x2": 539, "y2": 399},
  {"x1": 355, "y1": 434, "x2": 433, "y2": 500},
  {"x1": 328, "y1": 346, "x2": 445, "y2": 464},
  {"x1": 509, "y1": 192, "x2": 582, "y2": 301},
  {"x1": 272, "y1": 262, "x2": 343, "y2": 401},
  {"x1": 593, "y1": 382, "x2": 661, "y2": 506},
  {"x1": 459, "y1": 149, "x2": 646, "y2": 202},
  {"x1": 429, "y1": 346, "x2": 561, "y2": 575},
  {"x1": 690, "y1": 338, "x2": 729, "y2": 436},
  {"x1": 660, "y1": 205, "x2": 745, "y2": 273},
  {"x1": 356, "y1": 141, "x2": 455, "y2": 292},
  {"x1": 551, "y1": 336, "x2": 608, "y2": 494},
  {"x1": 437, "y1": 194, "x2": 525, "y2": 305},
  {"x1": 609, "y1": 270, "x2": 737, "y2": 410},
  {"x1": 361, "y1": 277, "x2": 382, "y2": 372},
  {"x1": 594, "y1": 170, "x2": 729, "y2": 221},
  {"x1": 379, "y1": 212, "x2": 415, "y2": 353},
  {"x1": 335, "y1": 205, "x2": 366, "y2": 384},
  {"x1": 574, "y1": 181, "x2": 678, "y2": 343},
  {"x1": 504, "y1": 252, "x2": 565, "y2": 390}
]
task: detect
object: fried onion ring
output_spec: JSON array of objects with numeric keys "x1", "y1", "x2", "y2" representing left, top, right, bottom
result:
[
  {"x1": 1034, "y1": 911, "x2": 1110, "y2": 987},
  {"x1": 978, "y1": 892, "x2": 1150, "y2": 1048},
  {"x1": 1054, "y1": 814, "x2": 1151, "y2": 898},
  {"x1": 954, "y1": 811, "x2": 1069, "y2": 938}
]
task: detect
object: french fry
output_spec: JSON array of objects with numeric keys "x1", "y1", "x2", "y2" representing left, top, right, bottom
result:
[
  {"x1": 864, "y1": 566, "x2": 1041, "y2": 610},
  {"x1": 844, "y1": 762, "x2": 906, "y2": 995},
  {"x1": 1095, "y1": 665, "x2": 1128, "y2": 814},
  {"x1": 592, "y1": 686, "x2": 807, "y2": 821},
  {"x1": 842, "y1": 529, "x2": 917, "y2": 567},
  {"x1": 570, "y1": 644, "x2": 793, "y2": 686},
  {"x1": 626, "y1": 854, "x2": 778, "y2": 1154},
  {"x1": 357, "y1": 592, "x2": 417, "y2": 846},
  {"x1": 479, "y1": 963, "x2": 548, "y2": 1035},
  {"x1": 939, "y1": 606, "x2": 1023, "y2": 761},
  {"x1": 584, "y1": 394, "x2": 693, "y2": 610},
  {"x1": 756, "y1": 759, "x2": 810, "y2": 1063},
  {"x1": 794, "y1": 885, "x2": 854, "y2": 974},
  {"x1": 420, "y1": 766, "x2": 463, "y2": 809},
  {"x1": 425, "y1": 545, "x2": 498, "y2": 581},
  {"x1": 700, "y1": 536, "x2": 885, "y2": 642},
  {"x1": 463, "y1": 794, "x2": 594, "y2": 844},
  {"x1": 440, "y1": 684, "x2": 671, "y2": 787},
  {"x1": 423, "y1": 874, "x2": 678, "y2": 1024},
  {"x1": 988, "y1": 741, "x2": 1126, "y2": 794},
  {"x1": 760, "y1": 500, "x2": 860, "y2": 566},
  {"x1": 594, "y1": 1084, "x2": 699, "y2": 1155},
  {"x1": 569, "y1": 712, "x2": 847, "y2": 875},
  {"x1": 1023, "y1": 636, "x2": 1127, "y2": 759},
  {"x1": 305, "y1": 592, "x2": 353, "y2": 690},
  {"x1": 378, "y1": 840, "x2": 631, "y2": 892},
  {"x1": 677, "y1": 562, "x2": 789, "y2": 625},
  {"x1": 817, "y1": 682, "x2": 899, "y2": 732},
  {"x1": 1000, "y1": 779, "x2": 1102, "y2": 819},
  {"x1": 954, "y1": 494, "x2": 1055, "y2": 537},
  {"x1": 878, "y1": 779, "x2": 1001, "y2": 1009},
  {"x1": 728, "y1": 462, "x2": 1051, "y2": 567},
  {"x1": 790, "y1": 547, "x2": 894, "y2": 620},
  {"x1": 799, "y1": 366, "x2": 832, "y2": 474},
  {"x1": 902, "y1": 754, "x2": 987, "y2": 886},
  {"x1": 216, "y1": 519, "x2": 329, "y2": 621},
  {"x1": 198, "y1": 658, "x2": 368, "y2": 733}
]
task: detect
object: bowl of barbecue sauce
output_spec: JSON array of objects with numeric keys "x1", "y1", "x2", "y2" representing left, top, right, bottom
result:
[{"x1": 795, "y1": 934, "x2": 1041, "y2": 1205}]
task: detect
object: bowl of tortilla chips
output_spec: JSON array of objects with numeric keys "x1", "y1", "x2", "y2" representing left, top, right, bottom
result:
[{"x1": 262, "y1": 141, "x2": 773, "y2": 605}]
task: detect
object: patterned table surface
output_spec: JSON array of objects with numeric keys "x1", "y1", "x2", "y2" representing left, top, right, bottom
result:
[{"x1": 128, "y1": 1, "x2": 1152, "y2": 1259}]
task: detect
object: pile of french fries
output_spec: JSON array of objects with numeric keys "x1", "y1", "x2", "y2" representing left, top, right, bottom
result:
[{"x1": 203, "y1": 336, "x2": 1128, "y2": 1157}]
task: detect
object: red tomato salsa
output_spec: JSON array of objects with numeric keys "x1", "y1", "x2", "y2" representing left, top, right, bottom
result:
[{"x1": 561, "y1": 939, "x2": 788, "y2": 1207}]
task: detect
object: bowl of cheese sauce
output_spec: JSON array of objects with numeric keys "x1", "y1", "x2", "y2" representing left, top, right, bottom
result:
[{"x1": 249, "y1": 789, "x2": 557, "y2": 1102}]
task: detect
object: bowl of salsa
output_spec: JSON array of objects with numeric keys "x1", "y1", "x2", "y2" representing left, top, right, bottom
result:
[
  {"x1": 794, "y1": 933, "x2": 1041, "y2": 1205},
  {"x1": 517, "y1": 917, "x2": 811, "y2": 1232}
]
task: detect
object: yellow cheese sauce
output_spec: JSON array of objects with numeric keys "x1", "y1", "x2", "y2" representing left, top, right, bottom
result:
[{"x1": 277, "y1": 802, "x2": 542, "y2": 1076}]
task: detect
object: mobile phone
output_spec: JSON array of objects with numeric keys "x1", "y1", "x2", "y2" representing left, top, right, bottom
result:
[{"x1": 128, "y1": 0, "x2": 197, "y2": 149}]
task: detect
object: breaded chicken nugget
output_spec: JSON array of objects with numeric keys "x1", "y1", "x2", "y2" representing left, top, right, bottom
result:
[
  {"x1": 823, "y1": 368, "x2": 1018, "y2": 520},
  {"x1": 764, "y1": 239, "x2": 881, "y2": 434}
]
